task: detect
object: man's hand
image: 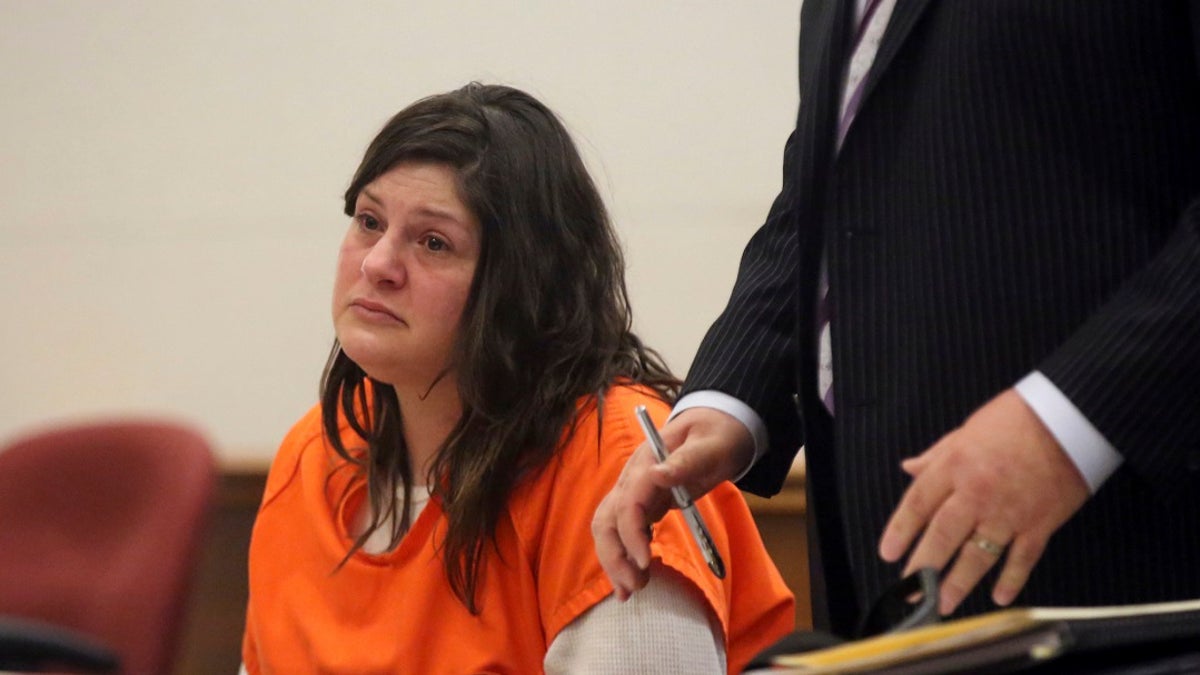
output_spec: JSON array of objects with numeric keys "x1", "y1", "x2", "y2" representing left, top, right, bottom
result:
[
  {"x1": 592, "y1": 407, "x2": 754, "y2": 600},
  {"x1": 878, "y1": 388, "x2": 1090, "y2": 615}
]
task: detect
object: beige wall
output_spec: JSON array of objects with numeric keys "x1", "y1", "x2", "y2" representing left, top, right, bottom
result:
[{"x1": 0, "y1": 1, "x2": 800, "y2": 464}]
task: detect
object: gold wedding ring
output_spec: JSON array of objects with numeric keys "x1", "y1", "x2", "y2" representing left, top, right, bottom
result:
[{"x1": 969, "y1": 533, "x2": 1005, "y2": 557}]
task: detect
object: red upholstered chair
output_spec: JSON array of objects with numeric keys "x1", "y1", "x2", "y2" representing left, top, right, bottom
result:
[{"x1": 0, "y1": 419, "x2": 216, "y2": 674}]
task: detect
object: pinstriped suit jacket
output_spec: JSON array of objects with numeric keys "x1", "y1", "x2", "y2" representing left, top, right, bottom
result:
[{"x1": 684, "y1": 0, "x2": 1200, "y2": 635}]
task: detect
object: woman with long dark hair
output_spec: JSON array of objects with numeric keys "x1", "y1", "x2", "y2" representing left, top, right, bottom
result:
[{"x1": 240, "y1": 83, "x2": 793, "y2": 674}]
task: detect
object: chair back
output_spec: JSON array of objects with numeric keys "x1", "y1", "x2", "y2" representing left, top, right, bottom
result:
[{"x1": 0, "y1": 419, "x2": 216, "y2": 675}]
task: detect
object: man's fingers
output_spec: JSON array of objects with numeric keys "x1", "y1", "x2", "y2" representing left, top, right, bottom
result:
[
  {"x1": 592, "y1": 407, "x2": 753, "y2": 599},
  {"x1": 591, "y1": 440, "x2": 670, "y2": 599},
  {"x1": 898, "y1": 493, "x2": 976, "y2": 577},
  {"x1": 992, "y1": 535, "x2": 1046, "y2": 607},
  {"x1": 900, "y1": 451, "x2": 933, "y2": 476},
  {"x1": 590, "y1": 505, "x2": 647, "y2": 600},
  {"x1": 879, "y1": 461, "x2": 954, "y2": 562},
  {"x1": 937, "y1": 529, "x2": 1010, "y2": 615},
  {"x1": 614, "y1": 499, "x2": 654, "y2": 571}
]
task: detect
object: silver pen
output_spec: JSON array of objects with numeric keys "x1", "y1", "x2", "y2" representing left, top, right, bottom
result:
[{"x1": 634, "y1": 405, "x2": 726, "y2": 579}]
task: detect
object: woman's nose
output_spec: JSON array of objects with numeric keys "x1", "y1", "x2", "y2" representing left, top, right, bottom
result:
[{"x1": 360, "y1": 238, "x2": 406, "y2": 287}]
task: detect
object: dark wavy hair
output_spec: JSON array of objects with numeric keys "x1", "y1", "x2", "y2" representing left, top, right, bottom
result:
[{"x1": 320, "y1": 83, "x2": 679, "y2": 613}]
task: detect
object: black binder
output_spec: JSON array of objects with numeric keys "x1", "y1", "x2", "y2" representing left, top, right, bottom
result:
[
  {"x1": 760, "y1": 600, "x2": 1200, "y2": 674},
  {"x1": 748, "y1": 567, "x2": 1200, "y2": 674}
]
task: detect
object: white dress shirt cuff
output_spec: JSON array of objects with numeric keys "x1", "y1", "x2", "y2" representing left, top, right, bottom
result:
[
  {"x1": 671, "y1": 391, "x2": 768, "y2": 482},
  {"x1": 1014, "y1": 371, "x2": 1123, "y2": 494}
]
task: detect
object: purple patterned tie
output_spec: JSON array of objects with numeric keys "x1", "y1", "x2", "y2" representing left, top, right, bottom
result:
[{"x1": 818, "y1": 0, "x2": 893, "y2": 415}]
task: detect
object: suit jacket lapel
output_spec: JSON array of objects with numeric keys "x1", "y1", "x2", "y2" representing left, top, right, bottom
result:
[
  {"x1": 792, "y1": 0, "x2": 862, "y2": 635},
  {"x1": 855, "y1": 0, "x2": 935, "y2": 116},
  {"x1": 795, "y1": 0, "x2": 854, "y2": 192}
]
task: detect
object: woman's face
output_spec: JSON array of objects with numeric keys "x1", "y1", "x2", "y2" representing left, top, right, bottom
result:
[{"x1": 332, "y1": 162, "x2": 481, "y2": 390}]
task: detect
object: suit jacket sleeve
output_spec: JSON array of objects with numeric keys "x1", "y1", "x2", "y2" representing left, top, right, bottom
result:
[
  {"x1": 1039, "y1": 4, "x2": 1200, "y2": 499},
  {"x1": 682, "y1": 128, "x2": 806, "y2": 497},
  {"x1": 1039, "y1": 196, "x2": 1200, "y2": 499}
]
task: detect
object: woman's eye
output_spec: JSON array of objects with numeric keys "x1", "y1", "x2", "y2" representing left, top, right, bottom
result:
[
  {"x1": 356, "y1": 214, "x2": 382, "y2": 232},
  {"x1": 422, "y1": 235, "x2": 448, "y2": 252}
]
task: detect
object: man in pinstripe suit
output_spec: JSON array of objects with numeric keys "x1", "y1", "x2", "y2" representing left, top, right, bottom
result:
[{"x1": 594, "y1": 0, "x2": 1200, "y2": 637}]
